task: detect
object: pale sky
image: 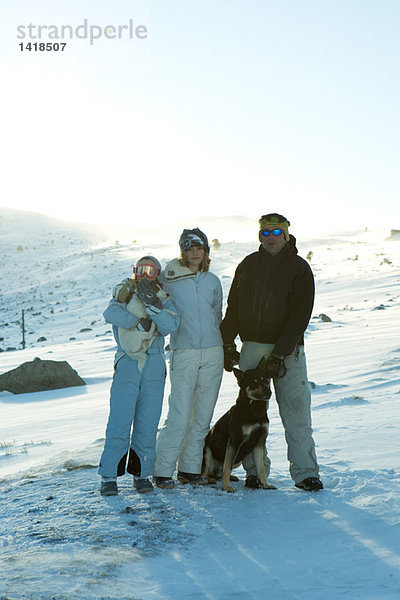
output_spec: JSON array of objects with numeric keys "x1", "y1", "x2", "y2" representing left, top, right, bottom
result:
[{"x1": 2, "y1": 1, "x2": 399, "y2": 235}]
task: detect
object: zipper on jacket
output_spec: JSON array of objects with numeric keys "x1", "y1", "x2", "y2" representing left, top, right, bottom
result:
[{"x1": 195, "y1": 274, "x2": 202, "y2": 347}]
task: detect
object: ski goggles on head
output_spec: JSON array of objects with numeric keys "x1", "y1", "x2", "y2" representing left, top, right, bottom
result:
[
  {"x1": 134, "y1": 263, "x2": 159, "y2": 279},
  {"x1": 261, "y1": 228, "x2": 283, "y2": 237},
  {"x1": 180, "y1": 237, "x2": 205, "y2": 252}
]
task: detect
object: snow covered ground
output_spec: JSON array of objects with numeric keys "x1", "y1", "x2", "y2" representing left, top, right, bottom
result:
[{"x1": 0, "y1": 208, "x2": 399, "y2": 600}]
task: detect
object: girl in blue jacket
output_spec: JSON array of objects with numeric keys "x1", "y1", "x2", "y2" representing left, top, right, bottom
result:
[{"x1": 99, "y1": 256, "x2": 179, "y2": 496}]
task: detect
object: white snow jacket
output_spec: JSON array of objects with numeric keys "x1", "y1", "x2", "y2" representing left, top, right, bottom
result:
[{"x1": 162, "y1": 258, "x2": 223, "y2": 350}]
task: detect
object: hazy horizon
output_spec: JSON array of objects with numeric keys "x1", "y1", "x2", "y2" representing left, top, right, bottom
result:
[{"x1": 1, "y1": 204, "x2": 396, "y2": 247}]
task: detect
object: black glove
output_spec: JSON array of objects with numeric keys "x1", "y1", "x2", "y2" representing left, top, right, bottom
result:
[
  {"x1": 265, "y1": 352, "x2": 286, "y2": 379},
  {"x1": 136, "y1": 318, "x2": 152, "y2": 332},
  {"x1": 136, "y1": 279, "x2": 162, "y2": 311},
  {"x1": 223, "y1": 343, "x2": 240, "y2": 372}
]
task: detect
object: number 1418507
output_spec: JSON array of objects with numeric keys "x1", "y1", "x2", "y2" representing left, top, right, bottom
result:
[{"x1": 19, "y1": 42, "x2": 66, "y2": 51}]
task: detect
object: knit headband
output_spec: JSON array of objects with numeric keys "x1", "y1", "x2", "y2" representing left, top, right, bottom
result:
[{"x1": 259, "y1": 215, "x2": 290, "y2": 241}]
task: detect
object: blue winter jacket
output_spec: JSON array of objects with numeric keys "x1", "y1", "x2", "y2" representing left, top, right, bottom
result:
[
  {"x1": 162, "y1": 258, "x2": 223, "y2": 350},
  {"x1": 104, "y1": 297, "x2": 180, "y2": 361}
]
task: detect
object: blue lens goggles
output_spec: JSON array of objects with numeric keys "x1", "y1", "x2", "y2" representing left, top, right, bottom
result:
[{"x1": 261, "y1": 228, "x2": 283, "y2": 237}]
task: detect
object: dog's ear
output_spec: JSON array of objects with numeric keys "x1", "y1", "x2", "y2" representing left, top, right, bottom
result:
[
  {"x1": 256, "y1": 356, "x2": 267, "y2": 372},
  {"x1": 233, "y1": 368, "x2": 244, "y2": 384}
]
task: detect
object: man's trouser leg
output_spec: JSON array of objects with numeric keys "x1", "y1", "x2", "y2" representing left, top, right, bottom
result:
[
  {"x1": 240, "y1": 342, "x2": 319, "y2": 482},
  {"x1": 274, "y1": 346, "x2": 319, "y2": 483},
  {"x1": 178, "y1": 346, "x2": 224, "y2": 474},
  {"x1": 153, "y1": 349, "x2": 200, "y2": 478}
]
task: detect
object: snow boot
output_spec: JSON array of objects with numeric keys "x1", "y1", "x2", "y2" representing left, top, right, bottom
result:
[
  {"x1": 134, "y1": 477, "x2": 154, "y2": 493},
  {"x1": 177, "y1": 471, "x2": 209, "y2": 485},
  {"x1": 295, "y1": 477, "x2": 323, "y2": 492},
  {"x1": 244, "y1": 475, "x2": 263, "y2": 489},
  {"x1": 100, "y1": 480, "x2": 118, "y2": 496},
  {"x1": 153, "y1": 476, "x2": 175, "y2": 489}
]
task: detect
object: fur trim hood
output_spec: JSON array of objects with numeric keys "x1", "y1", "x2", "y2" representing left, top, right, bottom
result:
[{"x1": 163, "y1": 258, "x2": 195, "y2": 281}]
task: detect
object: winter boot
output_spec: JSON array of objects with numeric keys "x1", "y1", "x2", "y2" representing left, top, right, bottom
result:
[
  {"x1": 134, "y1": 477, "x2": 154, "y2": 493},
  {"x1": 244, "y1": 475, "x2": 263, "y2": 489},
  {"x1": 100, "y1": 479, "x2": 118, "y2": 496},
  {"x1": 177, "y1": 471, "x2": 209, "y2": 485},
  {"x1": 153, "y1": 476, "x2": 175, "y2": 489},
  {"x1": 295, "y1": 477, "x2": 323, "y2": 492}
]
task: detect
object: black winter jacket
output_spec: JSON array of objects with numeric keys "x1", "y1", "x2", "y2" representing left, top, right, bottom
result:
[{"x1": 220, "y1": 236, "x2": 315, "y2": 357}]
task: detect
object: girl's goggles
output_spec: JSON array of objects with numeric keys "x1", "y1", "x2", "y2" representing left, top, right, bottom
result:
[
  {"x1": 134, "y1": 264, "x2": 159, "y2": 279},
  {"x1": 261, "y1": 228, "x2": 283, "y2": 237}
]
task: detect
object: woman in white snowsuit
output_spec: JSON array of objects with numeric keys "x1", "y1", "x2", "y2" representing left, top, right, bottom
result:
[
  {"x1": 99, "y1": 256, "x2": 180, "y2": 496},
  {"x1": 153, "y1": 229, "x2": 224, "y2": 488}
]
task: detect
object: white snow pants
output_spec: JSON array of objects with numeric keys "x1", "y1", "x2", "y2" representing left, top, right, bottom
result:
[
  {"x1": 239, "y1": 341, "x2": 319, "y2": 484},
  {"x1": 154, "y1": 346, "x2": 224, "y2": 477}
]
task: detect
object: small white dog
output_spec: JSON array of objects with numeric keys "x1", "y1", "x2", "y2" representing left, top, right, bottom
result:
[
  {"x1": 118, "y1": 285, "x2": 169, "y2": 371},
  {"x1": 113, "y1": 277, "x2": 173, "y2": 371}
]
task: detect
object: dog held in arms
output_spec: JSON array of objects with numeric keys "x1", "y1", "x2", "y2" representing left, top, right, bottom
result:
[{"x1": 202, "y1": 357, "x2": 277, "y2": 493}]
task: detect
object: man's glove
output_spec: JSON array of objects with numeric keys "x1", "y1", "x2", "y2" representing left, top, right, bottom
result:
[
  {"x1": 223, "y1": 343, "x2": 240, "y2": 372},
  {"x1": 112, "y1": 278, "x2": 135, "y2": 303},
  {"x1": 136, "y1": 279, "x2": 163, "y2": 312},
  {"x1": 136, "y1": 318, "x2": 152, "y2": 332},
  {"x1": 265, "y1": 352, "x2": 286, "y2": 379}
]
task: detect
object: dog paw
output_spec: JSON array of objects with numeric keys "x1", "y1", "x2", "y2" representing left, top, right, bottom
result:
[
  {"x1": 262, "y1": 483, "x2": 277, "y2": 490},
  {"x1": 223, "y1": 485, "x2": 236, "y2": 493}
]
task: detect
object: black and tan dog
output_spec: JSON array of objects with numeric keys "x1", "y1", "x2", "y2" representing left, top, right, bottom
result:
[{"x1": 202, "y1": 357, "x2": 277, "y2": 493}]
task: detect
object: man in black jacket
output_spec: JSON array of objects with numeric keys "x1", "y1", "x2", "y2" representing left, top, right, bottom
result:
[{"x1": 220, "y1": 213, "x2": 323, "y2": 492}]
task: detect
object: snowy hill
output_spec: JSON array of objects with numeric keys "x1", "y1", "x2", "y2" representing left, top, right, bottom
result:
[
  {"x1": 0, "y1": 208, "x2": 399, "y2": 599},
  {"x1": 0, "y1": 209, "x2": 256, "y2": 351}
]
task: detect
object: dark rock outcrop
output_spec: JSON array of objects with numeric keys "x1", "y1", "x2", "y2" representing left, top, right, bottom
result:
[
  {"x1": 318, "y1": 313, "x2": 332, "y2": 322},
  {"x1": 0, "y1": 358, "x2": 86, "y2": 394},
  {"x1": 388, "y1": 229, "x2": 400, "y2": 240}
]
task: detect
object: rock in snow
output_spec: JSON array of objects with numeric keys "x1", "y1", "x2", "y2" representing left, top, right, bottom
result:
[
  {"x1": 318, "y1": 313, "x2": 332, "y2": 322},
  {"x1": 0, "y1": 357, "x2": 85, "y2": 394}
]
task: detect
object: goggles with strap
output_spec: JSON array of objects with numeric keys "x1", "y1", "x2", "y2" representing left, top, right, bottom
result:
[{"x1": 134, "y1": 264, "x2": 159, "y2": 279}]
